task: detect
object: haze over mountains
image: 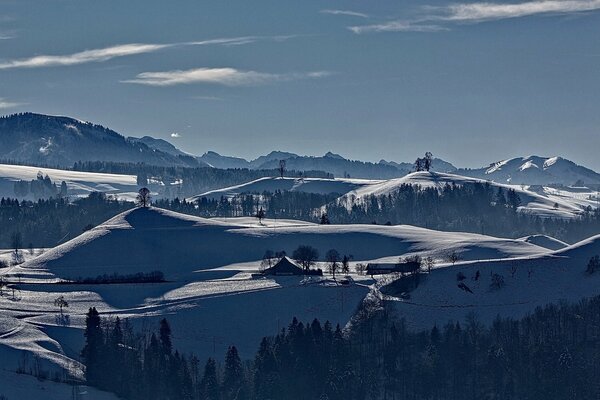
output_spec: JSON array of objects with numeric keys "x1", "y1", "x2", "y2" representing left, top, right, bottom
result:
[{"x1": 2, "y1": 113, "x2": 600, "y2": 186}]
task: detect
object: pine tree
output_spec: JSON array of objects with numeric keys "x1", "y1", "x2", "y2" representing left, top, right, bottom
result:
[
  {"x1": 81, "y1": 307, "x2": 103, "y2": 385},
  {"x1": 223, "y1": 346, "x2": 244, "y2": 400},
  {"x1": 201, "y1": 358, "x2": 220, "y2": 400}
]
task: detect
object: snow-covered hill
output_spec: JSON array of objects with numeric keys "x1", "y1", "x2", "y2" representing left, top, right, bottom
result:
[
  {"x1": 384, "y1": 233, "x2": 600, "y2": 331},
  {"x1": 460, "y1": 155, "x2": 600, "y2": 186},
  {"x1": 334, "y1": 171, "x2": 599, "y2": 218},
  {"x1": 187, "y1": 176, "x2": 381, "y2": 201},
  {"x1": 0, "y1": 163, "x2": 139, "y2": 201},
  {"x1": 0, "y1": 206, "x2": 553, "y2": 380}
]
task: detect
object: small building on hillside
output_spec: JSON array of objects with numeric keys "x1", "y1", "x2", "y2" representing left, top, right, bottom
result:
[
  {"x1": 366, "y1": 261, "x2": 421, "y2": 276},
  {"x1": 263, "y1": 256, "x2": 305, "y2": 276}
]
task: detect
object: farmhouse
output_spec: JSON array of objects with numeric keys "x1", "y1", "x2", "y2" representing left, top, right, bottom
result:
[{"x1": 263, "y1": 256, "x2": 305, "y2": 276}]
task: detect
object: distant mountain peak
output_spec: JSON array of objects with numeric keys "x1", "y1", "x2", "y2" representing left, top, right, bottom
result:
[{"x1": 324, "y1": 151, "x2": 345, "y2": 160}]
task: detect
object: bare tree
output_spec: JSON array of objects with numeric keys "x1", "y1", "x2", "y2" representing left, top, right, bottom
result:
[
  {"x1": 54, "y1": 295, "x2": 69, "y2": 315},
  {"x1": 11, "y1": 232, "x2": 24, "y2": 265},
  {"x1": 278, "y1": 159, "x2": 286, "y2": 178},
  {"x1": 341, "y1": 254, "x2": 352, "y2": 275},
  {"x1": 446, "y1": 250, "x2": 462, "y2": 265},
  {"x1": 260, "y1": 250, "x2": 276, "y2": 273},
  {"x1": 354, "y1": 263, "x2": 367, "y2": 275},
  {"x1": 256, "y1": 207, "x2": 266, "y2": 224},
  {"x1": 293, "y1": 245, "x2": 319, "y2": 273},
  {"x1": 136, "y1": 187, "x2": 151, "y2": 207},
  {"x1": 326, "y1": 249, "x2": 340, "y2": 279}
]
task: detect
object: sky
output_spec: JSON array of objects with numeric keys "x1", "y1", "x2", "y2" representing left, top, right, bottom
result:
[{"x1": 0, "y1": 0, "x2": 599, "y2": 169}]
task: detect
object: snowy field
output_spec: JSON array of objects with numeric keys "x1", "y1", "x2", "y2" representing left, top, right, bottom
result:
[
  {"x1": 0, "y1": 206, "x2": 563, "y2": 389},
  {"x1": 384, "y1": 233, "x2": 600, "y2": 331},
  {"x1": 0, "y1": 163, "x2": 139, "y2": 201},
  {"x1": 187, "y1": 176, "x2": 381, "y2": 201}
]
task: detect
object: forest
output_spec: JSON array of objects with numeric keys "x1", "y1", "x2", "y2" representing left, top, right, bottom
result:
[{"x1": 77, "y1": 295, "x2": 600, "y2": 400}]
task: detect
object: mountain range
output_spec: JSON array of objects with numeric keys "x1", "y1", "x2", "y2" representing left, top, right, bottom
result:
[{"x1": 1, "y1": 113, "x2": 600, "y2": 185}]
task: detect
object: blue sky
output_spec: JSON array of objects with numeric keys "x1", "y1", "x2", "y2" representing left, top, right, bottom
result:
[{"x1": 1, "y1": 0, "x2": 599, "y2": 168}]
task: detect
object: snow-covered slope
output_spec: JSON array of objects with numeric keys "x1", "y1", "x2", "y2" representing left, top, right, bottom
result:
[
  {"x1": 460, "y1": 155, "x2": 600, "y2": 185},
  {"x1": 0, "y1": 163, "x2": 139, "y2": 200},
  {"x1": 188, "y1": 176, "x2": 380, "y2": 201},
  {"x1": 384, "y1": 234, "x2": 600, "y2": 331},
  {"x1": 518, "y1": 234, "x2": 568, "y2": 250},
  {"x1": 19, "y1": 207, "x2": 549, "y2": 281},
  {"x1": 0, "y1": 206, "x2": 552, "y2": 377},
  {"x1": 335, "y1": 171, "x2": 599, "y2": 218}
]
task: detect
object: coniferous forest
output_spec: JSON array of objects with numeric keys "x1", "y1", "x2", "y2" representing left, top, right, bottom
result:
[{"x1": 81, "y1": 296, "x2": 600, "y2": 400}]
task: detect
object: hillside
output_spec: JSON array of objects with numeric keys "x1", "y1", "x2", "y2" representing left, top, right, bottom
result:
[
  {"x1": 0, "y1": 113, "x2": 199, "y2": 168},
  {"x1": 0, "y1": 206, "x2": 553, "y2": 378},
  {"x1": 187, "y1": 176, "x2": 381, "y2": 201},
  {"x1": 0, "y1": 163, "x2": 139, "y2": 200},
  {"x1": 334, "y1": 171, "x2": 599, "y2": 218},
  {"x1": 384, "y1": 234, "x2": 600, "y2": 331}
]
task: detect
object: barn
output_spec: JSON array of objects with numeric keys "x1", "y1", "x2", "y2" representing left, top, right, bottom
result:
[{"x1": 263, "y1": 256, "x2": 305, "y2": 276}]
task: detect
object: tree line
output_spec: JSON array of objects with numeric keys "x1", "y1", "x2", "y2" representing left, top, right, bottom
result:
[{"x1": 81, "y1": 294, "x2": 600, "y2": 400}]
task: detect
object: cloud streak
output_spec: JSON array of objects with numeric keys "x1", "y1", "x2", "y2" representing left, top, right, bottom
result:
[
  {"x1": 350, "y1": 21, "x2": 448, "y2": 33},
  {"x1": 0, "y1": 98, "x2": 24, "y2": 109},
  {"x1": 438, "y1": 0, "x2": 600, "y2": 22},
  {"x1": 0, "y1": 36, "x2": 297, "y2": 70},
  {"x1": 320, "y1": 9, "x2": 369, "y2": 18},
  {"x1": 123, "y1": 67, "x2": 331, "y2": 87},
  {"x1": 350, "y1": 0, "x2": 600, "y2": 33}
]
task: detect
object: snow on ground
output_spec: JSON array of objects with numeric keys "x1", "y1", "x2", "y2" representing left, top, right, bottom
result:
[
  {"x1": 335, "y1": 171, "x2": 598, "y2": 218},
  {"x1": 0, "y1": 368, "x2": 117, "y2": 400},
  {"x1": 17, "y1": 207, "x2": 549, "y2": 281},
  {"x1": 517, "y1": 234, "x2": 568, "y2": 250},
  {"x1": 0, "y1": 163, "x2": 138, "y2": 200},
  {"x1": 187, "y1": 176, "x2": 381, "y2": 201},
  {"x1": 384, "y1": 234, "x2": 600, "y2": 331},
  {"x1": 0, "y1": 206, "x2": 553, "y2": 377}
]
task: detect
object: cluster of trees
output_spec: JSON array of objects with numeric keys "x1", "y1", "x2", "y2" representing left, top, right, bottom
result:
[
  {"x1": 0, "y1": 193, "x2": 132, "y2": 248},
  {"x1": 323, "y1": 182, "x2": 600, "y2": 244},
  {"x1": 82, "y1": 294, "x2": 600, "y2": 400},
  {"x1": 66, "y1": 271, "x2": 165, "y2": 285},
  {"x1": 12, "y1": 171, "x2": 67, "y2": 199},
  {"x1": 81, "y1": 309, "x2": 249, "y2": 400},
  {"x1": 153, "y1": 191, "x2": 340, "y2": 220}
]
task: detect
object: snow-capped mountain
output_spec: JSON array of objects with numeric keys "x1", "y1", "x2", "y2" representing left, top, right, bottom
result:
[
  {"x1": 459, "y1": 156, "x2": 600, "y2": 186},
  {"x1": 0, "y1": 113, "x2": 200, "y2": 168}
]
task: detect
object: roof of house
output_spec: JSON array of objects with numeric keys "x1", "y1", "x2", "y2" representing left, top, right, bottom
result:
[{"x1": 264, "y1": 256, "x2": 304, "y2": 275}]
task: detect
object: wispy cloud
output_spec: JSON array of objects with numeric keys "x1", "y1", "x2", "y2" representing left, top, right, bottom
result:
[
  {"x1": 123, "y1": 67, "x2": 332, "y2": 87},
  {"x1": 0, "y1": 33, "x2": 14, "y2": 40},
  {"x1": 0, "y1": 36, "x2": 298, "y2": 70},
  {"x1": 320, "y1": 9, "x2": 369, "y2": 18},
  {"x1": 350, "y1": 21, "x2": 448, "y2": 33},
  {"x1": 0, "y1": 98, "x2": 24, "y2": 109},
  {"x1": 170, "y1": 132, "x2": 181, "y2": 138},
  {"x1": 437, "y1": 0, "x2": 600, "y2": 22},
  {"x1": 350, "y1": 0, "x2": 600, "y2": 33},
  {"x1": 0, "y1": 43, "x2": 169, "y2": 69}
]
